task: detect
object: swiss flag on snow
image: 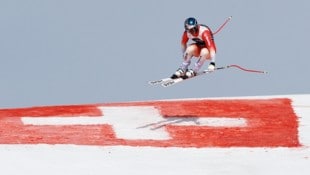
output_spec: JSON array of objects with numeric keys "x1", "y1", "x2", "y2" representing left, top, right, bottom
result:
[{"x1": 0, "y1": 98, "x2": 300, "y2": 147}]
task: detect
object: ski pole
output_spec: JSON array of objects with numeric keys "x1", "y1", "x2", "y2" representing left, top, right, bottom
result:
[
  {"x1": 213, "y1": 16, "x2": 232, "y2": 35},
  {"x1": 216, "y1": 64, "x2": 268, "y2": 74}
]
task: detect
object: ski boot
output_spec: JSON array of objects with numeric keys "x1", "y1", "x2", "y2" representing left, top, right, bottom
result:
[
  {"x1": 170, "y1": 68, "x2": 186, "y2": 79},
  {"x1": 183, "y1": 69, "x2": 197, "y2": 79}
]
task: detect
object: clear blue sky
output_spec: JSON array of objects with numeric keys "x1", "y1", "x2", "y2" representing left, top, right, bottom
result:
[{"x1": 0, "y1": 0, "x2": 309, "y2": 108}]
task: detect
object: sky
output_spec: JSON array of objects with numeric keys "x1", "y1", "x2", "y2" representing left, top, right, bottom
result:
[{"x1": 0, "y1": 0, "x2": 309, "y2": 108}]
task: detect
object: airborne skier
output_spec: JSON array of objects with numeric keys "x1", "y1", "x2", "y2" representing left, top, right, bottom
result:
[
  {"x1": 149, "y1": 16, "x2": 267, "y2": 87},
  {"x1": 171, "y1": 17, "x2": 217, "y2": 79}
]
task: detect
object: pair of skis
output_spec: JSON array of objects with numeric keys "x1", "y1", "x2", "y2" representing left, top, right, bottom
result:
[
  {"x1": 149, "y1": 69, "x2": 215, "y2": 87},
  {"x1": 148, "y1": 64, "x2": 268, "y2": 87}
]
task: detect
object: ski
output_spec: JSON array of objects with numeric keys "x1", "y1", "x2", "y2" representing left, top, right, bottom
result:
[
  {"x1": 161, "y1": 70, "x2": 213, "y2": 87},
  {"x1": 148, "y1": 77, "x2": 173, "y2": 85}
]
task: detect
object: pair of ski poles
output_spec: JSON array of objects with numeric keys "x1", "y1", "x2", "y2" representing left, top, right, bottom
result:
[{"x1": 213, "y1": 16, "x2": 268, "y2": 74}]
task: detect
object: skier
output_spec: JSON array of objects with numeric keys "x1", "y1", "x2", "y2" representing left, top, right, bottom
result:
[{"x1": 171, "y1": 17, "x2": 217, "y2": 79}]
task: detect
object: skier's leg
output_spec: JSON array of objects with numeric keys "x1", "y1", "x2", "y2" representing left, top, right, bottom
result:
[
  {"x1": 184, "y1": 46, "x2": 205, "y2": 78},
  {"x1": 172, "y1": 44, "x2": 199, "y2": 78},
  {"x1": 193, "y1": 48, "x2": 211, "y2": 72},
  {"x1": 181, "y1": 44, "x2": 199, "y2": 70}
]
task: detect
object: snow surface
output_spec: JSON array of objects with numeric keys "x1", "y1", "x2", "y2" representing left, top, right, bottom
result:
[{"x1": 1, "y1": 94, "x2": 309, "y2": 175}]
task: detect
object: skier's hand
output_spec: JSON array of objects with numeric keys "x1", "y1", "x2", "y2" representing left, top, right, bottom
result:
[{"x1": 208, "y1": 62, "x2": 215, "y2": 72}]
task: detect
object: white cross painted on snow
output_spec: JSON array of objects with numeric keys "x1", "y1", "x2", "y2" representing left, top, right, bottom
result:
[{"x1": 21, "y1": 106, "x2": 247, "y2": 140}]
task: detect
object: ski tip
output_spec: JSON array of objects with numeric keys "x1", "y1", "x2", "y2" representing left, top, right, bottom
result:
[
  {"x1": 161, "y1": 81, "x2": 175, "y2": 87},
  {"x1": 148, "y1": 80, "x2": 161, "y2": 85}
]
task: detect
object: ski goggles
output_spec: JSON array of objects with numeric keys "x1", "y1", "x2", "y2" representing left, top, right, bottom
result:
[{"x1": 186, "y1": 26, "x2": 198, "y2": 34}]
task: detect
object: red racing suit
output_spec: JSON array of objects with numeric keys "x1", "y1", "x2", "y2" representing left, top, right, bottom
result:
[{"x1": 181, "y1": 24, "x2": 216, "y2": 58}]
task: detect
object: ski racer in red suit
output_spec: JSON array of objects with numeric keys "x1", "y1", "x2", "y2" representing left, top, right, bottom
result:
[{"x1": 171, "y1": 17, "x2": 217, "y2": 79}]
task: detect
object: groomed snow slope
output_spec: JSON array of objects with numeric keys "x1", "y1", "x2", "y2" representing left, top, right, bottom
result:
[{"x1": 0, "y1": 94, "x2": 309, "y2": 175}]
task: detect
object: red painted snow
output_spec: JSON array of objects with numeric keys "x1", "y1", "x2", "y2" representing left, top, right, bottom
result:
[{"x1": 0, "y1": 98, "x2": 300, "y2": 147}]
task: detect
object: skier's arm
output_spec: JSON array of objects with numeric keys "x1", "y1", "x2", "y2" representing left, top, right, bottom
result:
[
  {"x1": 202, "y1": 30, "x2": 216, "y2": 61},
  {"x1": 181, "y1": 31, "x2": 189, "y2": 53}
]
